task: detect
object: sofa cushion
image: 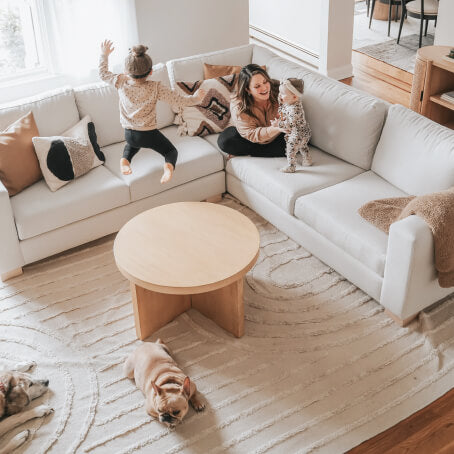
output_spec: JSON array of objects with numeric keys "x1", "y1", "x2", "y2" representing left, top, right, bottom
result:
[
  {"x1": 294, "y1": 171, "x2": 408, "y2": 276},
  {"x1": 11, "y1": 166, "x2": 130, "y2": 240},
  {"x1": 102, "y1": 125, "x2": 224, "y2": 202},
  {"x1": 225, "y1": 146, "x2": 364, "y2": 215},
  {"x1": 166, "y1": 44, "x2": 253, "y2": 87},
  {"x1": 371, "y1": 104, "x2": 454, "y2": 195},
  {"x1": 0, "y1": 87, "x2": 79, "y2": 137},
  {"x1": 0, "y1": 111, "x2": 42, "y2": 196},
  {"x1": 74, "y1": 63, "x2": 175, "y2": 148},
  {"x1": 253, "y1": 45, "x2": 388, "y2": 170}
]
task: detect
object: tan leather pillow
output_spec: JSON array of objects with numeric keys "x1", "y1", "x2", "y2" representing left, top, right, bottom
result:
[
  {"x1": 203, "y1": 63, "x2": 266, "y2": 79},
  {"x1": 0, "y1": 111, "x2": 42, "y2": 196}
]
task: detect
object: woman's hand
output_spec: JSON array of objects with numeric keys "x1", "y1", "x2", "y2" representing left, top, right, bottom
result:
[
  {"x1": 270, "y1": 118, "x2": 289, "y2": 133},
  {"x1": 196, "y1": 88, "x2": 206, "y2": 102},
  {"x1": 101, "y1": 40, "x2": 115, "y2": 57}
]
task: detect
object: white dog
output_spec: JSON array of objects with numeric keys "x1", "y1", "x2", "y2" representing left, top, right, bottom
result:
[{"x1": 0, "y1": 361, "x2": 52, "y2": 454}]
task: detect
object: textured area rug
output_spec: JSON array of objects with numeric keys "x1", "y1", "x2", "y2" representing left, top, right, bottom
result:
[
  {"x1": 356, "y1": 34, "x2": 434, "y2": 73},
  {"x1": 1, "y1": 196, "x2": 453, "y2": 453}
]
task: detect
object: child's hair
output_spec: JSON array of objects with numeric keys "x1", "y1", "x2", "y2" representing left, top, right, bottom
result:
[
  {"x1": 288, "y1": 78, "x2": 303, "y2": 94},
  {"x1": 125, "y1": 45, "x2": 153, "y2": 79}
]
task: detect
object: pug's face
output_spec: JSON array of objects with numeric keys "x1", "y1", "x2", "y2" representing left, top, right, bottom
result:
[{"x1": 146, "y1": 376, "x2": 192, "y2": 427}]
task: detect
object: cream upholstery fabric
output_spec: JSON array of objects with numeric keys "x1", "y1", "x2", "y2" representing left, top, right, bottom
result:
[
  {"x1": 372, "y1": 105, "x2": 454, "y2": 195},
  {"x1": 11, "y1": 166, "x2": 130, "y2": 240},
  {"x1": 225, "y1": 147, "x2": 364, "y2": 214},
  {"x1": 294, "y1": 171, "x2": 408, "y2": 276},
  {"x1": 0, "y1": 87, "x2": 79, "y2": 137},
  {"x1": 102, "y1": 126, "x2": 224, "y2": 202},
  {"x1": 166, "y1": 44, "x2": 253, "y2": 86},
  {"x1": 406, "y1": 0, "x2": 439, "y2": 15},
  {"x1": 74, "y1": 64, "x2": 175, "y2": 148},
  {"x1": 19, "y1": 172, "x2": 225, "y2": 265},
  {"x1": 381, "y1": 215, "x2": 453, "y2": 319},
  {"x1": 0, "y1": 180, "x2": 24, "y2": 274},
  {"x1": 227, "y1": 173, "x2": 384, "y2": 301}
]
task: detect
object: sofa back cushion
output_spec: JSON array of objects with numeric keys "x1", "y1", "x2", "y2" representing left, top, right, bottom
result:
[
  {"x1": 167, "y1": 44, "x2": 254, "y2": 86},
  {"x1": 0, "y1": 87, "x2": 79, "y2": 137},
  {"x1": 253, "y1": 45, "x2": 388, "y2": 170},
  {"x1": 371, "y1": 104, "x2": 454, "y2": 195},
  {"x1": 74, "y1": 63, "x2": 174, "y2": 148}
]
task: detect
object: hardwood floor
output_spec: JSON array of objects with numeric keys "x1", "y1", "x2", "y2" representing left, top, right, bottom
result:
[
  {"x1": 347, "y1": 388, "x2": 454, "y2": 453},
  {"x1": 341, "y1": 51, "x2": 454, "y2": 454},
  {"x1": 341, "y1": 51, "x2": 412, "y2": 107}
]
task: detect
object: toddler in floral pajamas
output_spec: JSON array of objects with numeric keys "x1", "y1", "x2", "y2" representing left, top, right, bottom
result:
[{"x1": 274, "y1": 78, "x2": 312, "y2": 173}]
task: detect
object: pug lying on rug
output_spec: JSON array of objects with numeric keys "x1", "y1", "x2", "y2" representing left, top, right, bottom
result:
[
  {"x1": 0, "y1": 361, "x2": 52, "y2": 454},
  {"x1": 124, "y1": 339, "x2": 205, "y2": 426}
]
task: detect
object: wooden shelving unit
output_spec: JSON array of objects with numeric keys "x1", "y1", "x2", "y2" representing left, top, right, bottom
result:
[{"x1": 410, "y1": 46, "x2": 454, "y2": 130}]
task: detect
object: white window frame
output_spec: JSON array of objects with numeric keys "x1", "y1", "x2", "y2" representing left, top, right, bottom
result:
[{"x1": 0, "y1": 0, "x2": 51, "y2": 85}]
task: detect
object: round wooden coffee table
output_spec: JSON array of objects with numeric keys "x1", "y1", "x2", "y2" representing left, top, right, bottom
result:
[{"x1": 114, "y1": 202, "x2": 260, "y2": 339}]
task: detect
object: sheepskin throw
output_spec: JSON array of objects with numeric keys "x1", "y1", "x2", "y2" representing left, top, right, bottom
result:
[{"x1": 358, "y1": 188, "x2": 454, "y2": 288}]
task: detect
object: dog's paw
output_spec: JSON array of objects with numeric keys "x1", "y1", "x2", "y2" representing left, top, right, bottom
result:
[
  {"x1": 34, "y1": 404, "x2": 54, "y2": 417},
  {"x1": 12, "y1": 430, "x2": 30, "y2": 444},
  {"x1": 190, "y1": 396, "x2": 206, "y2": 412}
]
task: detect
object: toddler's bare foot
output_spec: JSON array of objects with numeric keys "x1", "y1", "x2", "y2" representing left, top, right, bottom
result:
[
  {"x1": 160, "y1": 163, "x2": 174, "y2": 184},
  {"x1": 120, "y1": 158, "x2": 132, "y2": 175},
  {"x1": 301, "y1": 153, "x2": 313, "y2": 167},
  {"x1": 280, "y1": 165, "x2": 296, "y2": 173}
]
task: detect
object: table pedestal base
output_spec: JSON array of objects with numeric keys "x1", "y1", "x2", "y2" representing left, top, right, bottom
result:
[{"x1": 130, "y1": 278, "x2": 245, "y2": 340}]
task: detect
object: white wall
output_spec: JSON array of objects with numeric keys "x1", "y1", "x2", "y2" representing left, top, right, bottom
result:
[
  {"x1": 249, "y1": 0, "x2": 320, "y2": 69},
  {"x1": 249, "y1": 0, "x2": 355, "y2": 80},
  {"x1": 434, "y1": 0, "x2": 454, "y2": 46},
  {"x1": 135, "y1": 0, "x2": 249, "y2": 65}
]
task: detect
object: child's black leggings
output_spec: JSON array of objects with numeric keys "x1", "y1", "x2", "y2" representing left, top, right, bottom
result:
[{"x1": 123, "y1": 129, "x2": 178, "y2": 167}]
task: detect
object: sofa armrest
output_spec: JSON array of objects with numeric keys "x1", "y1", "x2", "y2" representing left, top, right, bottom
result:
[
  {"x1": 380, "y1": 215, "x2": 453, "y2": 319},
  {"x1": 0, "y1": 181, "x2": 24, "y2": 275}
]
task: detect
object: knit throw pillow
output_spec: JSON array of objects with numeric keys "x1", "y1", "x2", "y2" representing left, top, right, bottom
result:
[
  {"x1": 32, "y1": 116, "x2": 105, "y2": 192},
  {"x1": 174, "y1": 74, "x2": 238, "y2": 137}
]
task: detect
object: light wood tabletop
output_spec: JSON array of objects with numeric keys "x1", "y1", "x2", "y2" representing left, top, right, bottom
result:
[{"x1": 114, "y1": 201, "x2": 260, "y2": 339}]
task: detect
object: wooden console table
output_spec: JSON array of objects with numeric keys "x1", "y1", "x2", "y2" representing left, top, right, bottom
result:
[{"x1": 410, "y1": 46, "x2": 454, "y2": 130}]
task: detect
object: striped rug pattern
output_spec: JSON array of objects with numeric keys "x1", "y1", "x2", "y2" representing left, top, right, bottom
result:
[{"x1": 0, "y1": 196, "x2": 453, "y2": 453}]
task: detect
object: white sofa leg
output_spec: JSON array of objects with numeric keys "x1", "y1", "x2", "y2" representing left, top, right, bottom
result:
[
  {"x1": 1, "y1": 267, "x2": 23, "y2": 282},
  {"x1": 384, "y1": 309, "x2": 418, "y2": 327},
  {"x1": 205, "y1": 194, "x2": 223, "y2": 203}
]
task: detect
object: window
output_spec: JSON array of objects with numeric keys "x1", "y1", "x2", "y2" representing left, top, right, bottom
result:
[{"x1": 0, "y1": 0, "x2": 47, "y2": 82}]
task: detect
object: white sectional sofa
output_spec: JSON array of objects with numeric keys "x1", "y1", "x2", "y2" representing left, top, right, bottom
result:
[{"x1": 1, "y1": 43, "x2": 453, "y2": 325}]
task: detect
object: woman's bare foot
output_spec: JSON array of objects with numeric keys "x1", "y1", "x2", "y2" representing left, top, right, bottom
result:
[
  {"x1": 120, "y1": 158, "x2": 132, "y2": 175},
  {"x1": 160, "y1": 163, "x2": 174, "y2": 184}
]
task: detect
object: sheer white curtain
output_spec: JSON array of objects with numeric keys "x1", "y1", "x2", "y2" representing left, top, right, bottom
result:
[{"x1": 43, "y1": 0, "x2": 139, "y2": 84}]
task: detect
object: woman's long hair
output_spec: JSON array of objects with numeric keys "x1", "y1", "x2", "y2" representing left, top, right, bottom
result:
[{"x1": 236, "y1": 64, "x2": 278, "y2": 120}]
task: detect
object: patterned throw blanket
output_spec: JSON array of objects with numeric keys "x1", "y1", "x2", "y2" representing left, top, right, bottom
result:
[{"x1": 358, "y1": 188, "x2": 454, "y2": 288}]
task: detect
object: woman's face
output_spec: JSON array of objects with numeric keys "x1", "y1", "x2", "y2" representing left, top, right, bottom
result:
[{"x1": 248, "y1": 74, "x2": 271, "y2": 103}]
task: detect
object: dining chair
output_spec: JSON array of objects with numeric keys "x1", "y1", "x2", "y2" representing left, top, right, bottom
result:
[
  {"x1": 397, "y1": 0, "x2": 439, "y2": 48},
  {"x1": 369, "y1": 0, "x2": 402, "y2": 37}
]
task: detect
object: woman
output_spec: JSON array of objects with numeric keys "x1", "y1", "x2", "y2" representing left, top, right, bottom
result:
[{"x1": 217, "y1": 64, "x2": 288, "y2": 157}]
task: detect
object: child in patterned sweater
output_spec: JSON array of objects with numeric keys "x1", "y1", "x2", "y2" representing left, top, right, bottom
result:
[
  {"x1": 272, "y1": 78, "x2": 312, "y2": 173},
  {"x1": 99, "y1": 40, "x2": 205, "y2": 183}
]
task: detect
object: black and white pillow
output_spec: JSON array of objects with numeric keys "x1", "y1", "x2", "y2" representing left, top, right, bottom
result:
[{"x1": 32, "y1": 116, "x2": 105, "y2": 192}]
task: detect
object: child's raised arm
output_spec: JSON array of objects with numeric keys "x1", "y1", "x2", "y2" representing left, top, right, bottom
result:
[
  {"x1": 157, "y1": 83, "x2": 206, "y2": 109},
  {"x1": 99, "y1": 40, "x2": 122, "y2": 87}
]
